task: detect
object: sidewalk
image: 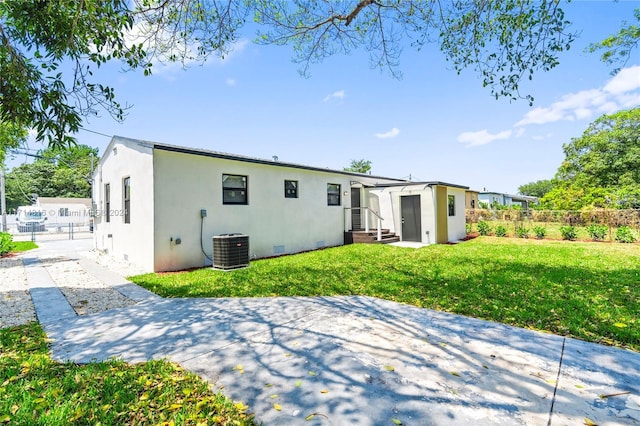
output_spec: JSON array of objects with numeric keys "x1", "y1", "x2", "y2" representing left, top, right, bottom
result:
[{"x1": 14, "y1": 240, "x2": 640, "y2": 425}]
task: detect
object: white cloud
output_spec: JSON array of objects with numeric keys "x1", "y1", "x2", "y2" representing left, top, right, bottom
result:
[
  {"x1": 603, "y1": 66, "x2": 640, "y2": 94},
  {"x1": 375, "y1": 127, "x2": 400, "y2": 139},
  {"x1": 323, "y1": 90, "x2": 345, "y2": 102},
  {"x1": 226, "y1": 78, "x2": 236, "y2": 87},
  {"x1": 515, "y1": 65, "x2": 640, "y2": 127},
  {"x1": 514, "y1": 128, "x2": 526, "y2": 138},
  {"x1": 457, "y1": 129, "x2": 512, "y2": 147}
]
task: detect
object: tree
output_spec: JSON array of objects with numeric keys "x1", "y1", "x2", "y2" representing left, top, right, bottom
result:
[
  {"x1": 344, "y1": 159, "x2": 372, "y2": 174},
  {"x1": 518, "y1": 179, "x2": 554, "y2": 198},
  {"x1": 0, "y1": 121, "x2": 27, "y2": 165},
  {"x1": 1, "y1": 0, "x2": 578, "y2": 147},
  {"x1": 5, "y1": 144, "x2": 97, "y2": 210},
  {"x1": 541, "y1": 107, "x2": 640, "y2": 209},
  {"x1": 589, "y1": 8, "x2": 640, "y2": 74}
]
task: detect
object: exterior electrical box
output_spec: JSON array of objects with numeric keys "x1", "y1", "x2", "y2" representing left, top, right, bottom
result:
[{"x1": 212, "y1": 234, "x2": 249, "y2": 270}]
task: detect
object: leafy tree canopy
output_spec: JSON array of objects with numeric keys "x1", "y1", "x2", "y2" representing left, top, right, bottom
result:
[
  {"x1": 4, "y1": 144, "x2": 97, "y2": 210},
  {"x1": 541, "y1": 107, "x2": 640, "y2": 210},
  {"x1": 344, "y1": 158, "x2": 372, "y2": 174},
  {"x1": 588, "y1": 8, "x2": 640, "y2": 75},
  {"x1": 518, "y1": 179, "x2": 554, "y2": 198},
  {"x1": 1, "y1": 0, "x2": 578, "y2": 148},
  {"x1": 0, "y1": 121, "x2": 28, "y2": 164}
]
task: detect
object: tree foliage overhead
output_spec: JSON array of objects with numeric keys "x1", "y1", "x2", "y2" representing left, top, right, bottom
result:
[
  {"x1": 588, "y1": 8, "x2": 640, "y2": 75},
  {"x1": 0, "y1": 121, "x2": 28, "y2": 165},
  {"x1": 541, "y1": 107, "x2": 640, "y2": 210},
  {"x1": 1, "y1": 0, "x2": 578, "y2": 147},
  {"x1": 4, "y1": 144, "x2": 97, "y2": 210}
]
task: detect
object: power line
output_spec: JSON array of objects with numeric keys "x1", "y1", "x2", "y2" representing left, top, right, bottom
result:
[{"x1": 79, "y1": 128, "x2": 112, "y2": 138}]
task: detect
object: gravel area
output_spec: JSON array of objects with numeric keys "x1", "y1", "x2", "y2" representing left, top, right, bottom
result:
[
  {"x1": 1, "y1": 247, "x2": 146, "y2": 329},
  {"x1": 82, "y1": 249, "x2": 148, "y2": 278},
  {"x1": 0, "y1": 256, "x2": 37, "y2": 329},
  {"x1": 42, "y1": 255, "x2": 136, "y2": 316}
]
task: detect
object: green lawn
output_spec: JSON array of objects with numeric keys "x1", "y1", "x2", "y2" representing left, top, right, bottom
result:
[
  {"x1": 10, "y1": 241, "x2": 38, "y2": 253},
  {"x1": 130, "y1": 238, "x2": 640, "y2": 351},
  {"x1": 0, "y1": 323, "x2": 256, "y2": 425}
]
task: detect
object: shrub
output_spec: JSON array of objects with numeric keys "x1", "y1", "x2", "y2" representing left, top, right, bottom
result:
[
  {"x1": 0, "y1": 232, "x2": 13, "y2": 256},
  {"x1": 560, "y1": 225, "x2": 578, "y2": 241},
  {"x1": 465, "y1": 223, "x2": 472, "y2": 235},
  {"x1": 516, "y1": 227, "x2": 530, "y2": 238},
  {"x1": 586, "y1": 224, "x2": 608, "y2": 241},
  {"x1": 532, "y1": 226, "x2": 547, "y2": 239},
  {"x1": 615, "y1": 226, "x2": 637, "y2": 243},
  {"x1": 495, "y1": 225, "x2": 507, "y2": 237},
  {"x1": 477, "y1": 221, "x2": 491, "y2": 236}
]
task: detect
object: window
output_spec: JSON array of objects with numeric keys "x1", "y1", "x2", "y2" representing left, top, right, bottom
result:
[
  {"x1": 327, "y1": 183, "x2": 341, "y2": 206},
  {"x1": 284, "y1": 180, "x2": 298, "y2": 198},
  {"x1": 59, "y1": 207, "x2": 69, "y2": 217},
  {"x1": 222, "y1": 174, "x2": 248, "y2": 205},
  {"x1": 105, "y1": 184, "x2": 110, "y2": 223},
  {"x1": 448, "y1": 195, "x2": 455, "y2": 216},
  {"x1": 123, "y1": 177, "x2": 131, "y2": 224},
  {"x1": 470, "y1": 199, "x2": 475, "y2": 209}
]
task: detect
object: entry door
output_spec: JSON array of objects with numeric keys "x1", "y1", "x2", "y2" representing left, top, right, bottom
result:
[
  {"x1": 351, "y1": 188, "x2": 362, "y2": 230},
  {"x1": 401, "y1": 195, "x2": 422, "y2": 242}
]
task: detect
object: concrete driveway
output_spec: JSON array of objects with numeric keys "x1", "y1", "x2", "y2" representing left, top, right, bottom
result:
[{"x1": 15, "y1": 240, "x2": 640, "y2": 425}]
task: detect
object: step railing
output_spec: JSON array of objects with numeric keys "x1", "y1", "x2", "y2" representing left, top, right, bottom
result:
[{"x1": 344, "y1": 207, "x2": 384, "y2": 241}]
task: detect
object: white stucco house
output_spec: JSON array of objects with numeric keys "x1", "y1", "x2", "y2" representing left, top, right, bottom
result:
[{"x1": 92, "y1": 136, "x2": 468, "y2": 272}]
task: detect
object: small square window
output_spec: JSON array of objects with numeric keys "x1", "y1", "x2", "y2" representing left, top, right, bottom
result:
[
  {"x1": 223, "y1": 174, "x2": 248, "y2": 205},
  {"x1": 327, "y1": 183, "x2": 341, "y2": 206},
  {"x1": 448, "y1": 195, "x2": 455, "y2": 217},
  {"x1": 285, "y1": 180, "x2": 298, "y2": 198}
]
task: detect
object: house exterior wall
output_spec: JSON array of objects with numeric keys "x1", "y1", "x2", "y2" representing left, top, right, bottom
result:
[
  {"x1": 366, "y1": 185, "x2": 438, "y2": 244},
  {"x1": 34, "y1": 198, "x2": 91, "y2": 227},
  {"x1": 367, "y1": 184, "x2": 465, "y2": 244},
  {"x1": 447, "y1": 187, "x2": 467, "y2": 242},
  {"x1": 92, "y1": 138, "x2": 155, "y2": 271},
  {"x1": 465, "y1": 191, "x2": 479, "y2": 209},
  {"x1": 152, "y1": 149, "x2": 352, "y2": 271}
]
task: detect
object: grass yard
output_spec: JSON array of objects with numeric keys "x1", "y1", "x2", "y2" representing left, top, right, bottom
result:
[
  {"x1": 10, "y1": 241, "x2": 38, "y2": 253},
  {"x1": 130, "y1": 238, "x2": 640, "y2": 351},
  {"x1": 0, "y1": 323, "x2": 256, "y2": 425}
]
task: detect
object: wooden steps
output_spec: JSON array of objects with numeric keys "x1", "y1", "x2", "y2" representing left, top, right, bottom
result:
[{"x1": 344, "y1": 229, "x2": 400, "y2": 244}]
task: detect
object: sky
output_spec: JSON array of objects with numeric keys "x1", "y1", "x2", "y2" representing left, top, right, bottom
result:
[{"x1": 8, "y1": 1, "x2": 640, "y2": 194}]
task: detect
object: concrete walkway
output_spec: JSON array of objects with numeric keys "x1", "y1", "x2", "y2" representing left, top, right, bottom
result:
[{"x1": 18, "y1": 240, "x2": 640, "y2": 425}]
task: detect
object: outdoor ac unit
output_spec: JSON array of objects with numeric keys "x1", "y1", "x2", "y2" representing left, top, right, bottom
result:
[{"x1": 212, "y1": 234, "x2": 249, "y2": 270}]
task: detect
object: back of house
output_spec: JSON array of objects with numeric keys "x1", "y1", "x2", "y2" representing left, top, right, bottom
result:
[{"x1": 93, "y1": 136, "x2": 468, "y2": 272}]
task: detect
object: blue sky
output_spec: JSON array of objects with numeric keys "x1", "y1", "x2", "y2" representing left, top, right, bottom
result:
[{"x1": 10, "y1": 1, "x2": 640, "y2": 194}]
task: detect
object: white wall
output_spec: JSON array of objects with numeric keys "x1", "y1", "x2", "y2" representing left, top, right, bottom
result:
[
  {"x1": 447, "y1": 187, "x2": 467, "y2": 242},
  {"x1": 152, "y1": 149, "x2": 353, "y2": 271},
  {"x1": 36, "y1": 202, "x2": 91, "y2": 227},
  {"x1": 367, "y1": 185, "x2": 438, "y2": 244},
  {"x1": 93, "y1": 137, "x2": 155, "y2": 271}
]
